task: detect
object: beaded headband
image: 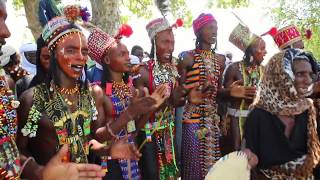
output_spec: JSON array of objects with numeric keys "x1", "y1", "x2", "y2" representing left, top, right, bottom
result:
[
  {"x1": 146, "y1": 17, "x2": 183, "y2": 40},
  {"x1": 41, "y1": 5, "x2": 90, "y2": 52},
  {"x1": 192, "y1": 13, "x2": 216, "y2": 35},
  {"x1": 88, "y1": 24, "x2": 133, "y2": 63}
]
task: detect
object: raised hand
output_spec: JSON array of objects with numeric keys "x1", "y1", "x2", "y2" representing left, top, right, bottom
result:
[
  {"x1": 110, "y1": 136, "x2": 142, "y2": 160},
  {"x1": 128, "y1": 87, "x2": 157, "y2": 117},
  {"x1": 41, "y1": 145, "x2": 105, "y2": 180},
  {"x1": 230, "y1": 80, "x2": 256, "y2": 99},
  {"x1": 150, "y1": 84, "x2": 170, "y2": 109}
]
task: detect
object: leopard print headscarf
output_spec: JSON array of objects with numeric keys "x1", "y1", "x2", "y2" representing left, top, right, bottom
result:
[
  {"x1": 252, "y1": 48, "x2": 318, "y2": 116},
  {"x1": 251, "y1": 48, "x2": 320, "y2": 178}
]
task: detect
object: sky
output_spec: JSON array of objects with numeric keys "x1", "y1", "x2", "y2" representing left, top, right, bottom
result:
[{"x1": 5, "y1": 0, "x2": 281, "y2": 64}]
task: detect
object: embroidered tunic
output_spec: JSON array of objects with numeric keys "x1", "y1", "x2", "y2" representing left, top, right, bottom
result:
[{"x1": 21, "y1": 83, "x2": 97, "y2": 163}]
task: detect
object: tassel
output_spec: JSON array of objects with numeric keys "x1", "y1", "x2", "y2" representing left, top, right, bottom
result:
[
  {"x1": 261, "y1": 27, "x2": 277, "y2": 36},
  {"x1": 115, "y1": 24, "x2": 133, "y2": 39}
]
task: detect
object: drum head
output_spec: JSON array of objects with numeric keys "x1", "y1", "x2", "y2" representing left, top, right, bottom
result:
[{"x1": 205, "y1": 151, "x2": 250, "y2": 180}]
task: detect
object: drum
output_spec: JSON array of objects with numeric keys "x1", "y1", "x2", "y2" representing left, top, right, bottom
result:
[{"x1": 205, "y1": 151, "x2": 250, "y2": 180}]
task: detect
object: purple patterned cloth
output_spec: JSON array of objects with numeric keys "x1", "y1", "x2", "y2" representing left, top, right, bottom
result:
[{"x1": 181, "y1": 123, "x2": 204, "y2": 179}]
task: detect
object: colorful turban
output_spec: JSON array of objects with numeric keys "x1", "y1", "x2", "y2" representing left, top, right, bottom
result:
[
  {"x1": 146, "y1": 18, "x2": 171, "y2": 40},
  {"x1": 192, "y1": 13, "x2": 216, "y2": 35},
  {"x1": 272, "y1": 25, "x2": 302, "y2": 50},
  {"x1": 229, "y1": 23, "x2": 259, "y2": 52},
  {"x1": 42, "y1": 16, "x2": 83, "y2": 52},
  {"x1": 88, "y1": 28, "x2": 116, "y2": 63}
]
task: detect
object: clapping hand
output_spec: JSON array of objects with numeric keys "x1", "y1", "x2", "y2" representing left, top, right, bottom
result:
[
  {"x1": 42, "y1": 145, "x2": 105, "y2": 180},
  {"x1": 230, "y1": 80, "x2": 256, "y2": 99}
]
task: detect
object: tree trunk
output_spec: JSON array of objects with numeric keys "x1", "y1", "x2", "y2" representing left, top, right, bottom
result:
[
  {"x1": 90, "y1": 0, "x2": 120, "y2": 35},
  {"x1": 22, "y1": 0, "x2": 42, "y2": 40}
]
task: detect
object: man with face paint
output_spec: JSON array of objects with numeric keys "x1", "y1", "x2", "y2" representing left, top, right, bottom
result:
[
  {"x1": 244, "y1": 49, "x2": 320, "y2": 179},
  {"x1": 0, "y1": 1, "x2": 108, "y2": 179},
  {"x1": 177, "y1": 13, "x2": 228, "y2": 179},
  {"x1": 15, "y1": 6, "x2": 143, "y2": 179},
  {"x1": 134, "y1": 17, "x2": 186, "y2": 180},
  {"x1": 222, "y1": 23, "x2": 267, "y2": 153},
  {"x1": 88, "y1": 27, "x2": 169, "y2": 180}
]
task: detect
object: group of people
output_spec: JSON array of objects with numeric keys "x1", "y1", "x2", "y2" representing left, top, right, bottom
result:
[{"x1": 0, "y1": 0, "x2": 320, "y2": 179}]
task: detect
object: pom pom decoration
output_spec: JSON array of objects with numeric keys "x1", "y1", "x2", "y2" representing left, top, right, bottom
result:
[
  {"x1": 63, "y1": 5, "x2": 91, "y2": 23},
  {"x1": 305, "y1": 29, "x2": 312, "y2": 40},
  {"x1": 64, "y1": 5, "x2": 80, "y2": 22},
  {"x1": 172, "y1": 18, "x2": 184, "y2": 28},
  {"x1": 80, "y1": 7, "x2": 91, "y2": 22},
  {"x1": 261, "y1": 27, "x2": 277, "y2": 36},
  {"x1": 115, "y1": 24, "x2": 133, "y2": 39},
  {"x1": 176, "y1": 18, "x2": 184, "y2": 27}
]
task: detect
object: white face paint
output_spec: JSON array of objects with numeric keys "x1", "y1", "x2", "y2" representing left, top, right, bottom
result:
[
  {"x1": 77, "y1": 33, "x2": 83, "y2": 59},
  {"x1": 60, "y1": 48, "x2": 64, "y2": 55}
]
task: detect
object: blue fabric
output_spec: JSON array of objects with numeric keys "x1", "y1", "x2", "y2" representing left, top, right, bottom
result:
[
  {"x1": 38, "y1": 0, "x2": 60, "y2": 27},
  {"x1": 87, "y1": 66, "x2": 103, "y2": 83}
]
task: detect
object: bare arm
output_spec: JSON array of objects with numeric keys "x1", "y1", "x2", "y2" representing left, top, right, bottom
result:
[
  {"x1": 217, "y1": 62, "x2": 241, "y2": 99},
  {"x1": 92, "y1": 84, "x2": 156, "y2": 143},
  {"x1": 16, "y1": 89, "x2": 43, "y2": 180}
]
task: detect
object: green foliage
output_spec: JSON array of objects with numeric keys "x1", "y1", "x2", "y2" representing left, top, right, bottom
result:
[
  {"x1": 123, "y1": 0, "x2": 153, "y2": 19},
  {"x1": 122, "y1": 0, "x2": 193, "y2": 27},
  {"x1": 207, "y1": 0, "x2": 249, "y2": 9},
  {"x1": 270, "y1": 0, "x2": 320, "y2": 60},
  {"x1": 12, "y1": 0, "x2": 24, "y2": 10}
]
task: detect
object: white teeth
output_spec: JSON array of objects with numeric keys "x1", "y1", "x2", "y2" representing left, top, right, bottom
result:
[{"x1": 71, "y1": 65, "x2": 83, "y2": 72}]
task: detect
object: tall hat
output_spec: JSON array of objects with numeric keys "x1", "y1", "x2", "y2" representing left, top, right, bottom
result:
[
  {"x1": 146, "y1": 18, "x2": 171, "y2": 40},
  {"x1": 88, "y1": 24, "x2": 133, "y2": 63},
  {"x1": 146, "y1": 17, "x2": 183, "y2": 40},
  {"x1": 229, "y1": 23, "x2": 259, "y2": 52},
  {"x1": 0, "y1": 45, "x2": 16, "y2": 67},
  {"x1": 192, "y1": 13, "x2": 216, "y2": 35},
  {"x1": 272, "y1": 25, "x2": 302, "y2": 49},
  {"x1": 87, "y1": 28, "x2": 116, "y2": 63}
]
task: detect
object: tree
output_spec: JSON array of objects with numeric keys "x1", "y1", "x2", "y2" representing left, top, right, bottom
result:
[
  {"x1": 269, "y1": 0, "x2": 320, "y2": 59},
  {"x1": 13, "y1": 0, "x2": 249, "y2": 39},
  {"x1": 22, "y1": 0, "x2": 42, "y2": 39},
  {"x1": 90, "y1": 0, "x2": 120, "y2": 35}
]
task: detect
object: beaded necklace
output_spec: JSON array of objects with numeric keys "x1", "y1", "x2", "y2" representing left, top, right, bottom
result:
[
  {"x1": 0, "y1": 73, "x2": 20, "y2": 179},
  {"x1": 152, "y1": 60, "x2": 179, "y2": 89},
  {"x1": 21, "y1": 83, "x2": 98, "y2": 163},
  {"x1": 194, "y1": 49, "x2": 222, "y2": 178},
  {"x1": 239, "y1": 62, "x2": 262, "y2": 137},
  {"x1": 111, "y1": 80, "x2": 132, "y2": 101}
]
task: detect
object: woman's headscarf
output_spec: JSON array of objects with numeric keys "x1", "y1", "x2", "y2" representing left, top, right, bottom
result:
[
  {"x1": 252, "y1": 48, "x2": 318, "y2": 116},
  {"x1": 251, "y1": 48, "x2": 320, "y2": 177}
]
